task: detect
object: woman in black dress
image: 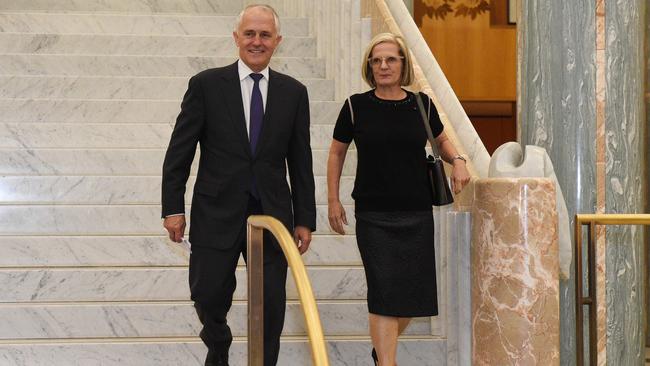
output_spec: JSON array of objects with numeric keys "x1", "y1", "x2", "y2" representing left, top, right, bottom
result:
[{"x1": 326, "y1": 33, "x2": 470, "y2": 366}]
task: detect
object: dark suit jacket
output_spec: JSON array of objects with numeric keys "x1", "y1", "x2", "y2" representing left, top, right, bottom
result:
[{"x1": 161, "y1": 61, "x2": 316, "y2": 249}]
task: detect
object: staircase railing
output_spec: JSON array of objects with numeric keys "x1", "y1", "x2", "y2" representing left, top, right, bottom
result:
[
  {"x1": 246, "y1": 215, "x2": 329, "y2": 366},
  {"x1": 574, "y1": 214, "x2": 650, "y2": 366}
]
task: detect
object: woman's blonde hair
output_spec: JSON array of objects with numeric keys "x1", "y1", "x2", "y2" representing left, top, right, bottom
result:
[{"x1": 361, "y1": 33, "x2": 414, "y2": 88}]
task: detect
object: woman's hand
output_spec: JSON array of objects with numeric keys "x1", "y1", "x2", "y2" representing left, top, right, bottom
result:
[
  {"x1": 328, "y1": 200, "x2": 348, "y2": 235},
  {"x1": 451, "y1": 160, "x2": 471, "y2": 194}
]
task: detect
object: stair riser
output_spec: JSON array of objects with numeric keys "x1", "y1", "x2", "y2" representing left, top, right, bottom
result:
[
  {"x1": 0, "y1": 205, "x2": 356, "y2": 235},
  {"x1": 0, "y1": 0, "x2": 244, "y2": 13},
  {"x1": 0, "y1": 267, "x2": 368, "y2": 302},
  {"x1": 0, "y1": 100, "x2": 341, "y2": 124},
  {"x1": 0, "y1": 34, "x2": 316, "y2": 57},
  {"x1": 0, "y1": 55, "x2": 325, "y2": 78},
  {"x1": 0, "y1": 149, "x2": 356, "y2": 176},
  {"x1": 0, "y1": 339, "x2": 447, "y2": 366},
  {"x1": 0, "y1": 176, "x2": 354, "y2": 205},
  {"x1": 0, "y1": 235, "x2": 360, "y2": 267},
  {"x1": 0, "y1": 76, "x2": 334, "y2": 101},
  {"x1": 0, "y1": 14, "x2": 309, "y2": 36},
  {"x1": 0, "y1": 123, "x2": 336, "y2": 149},
  {"x1": 0, "y1": 303, "x2": 430, "y2": 339}
]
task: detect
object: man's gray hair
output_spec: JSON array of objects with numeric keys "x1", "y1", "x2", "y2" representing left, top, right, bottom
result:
[{"x1": 234, "y1": 4, "x2": 281, "y2": 35}]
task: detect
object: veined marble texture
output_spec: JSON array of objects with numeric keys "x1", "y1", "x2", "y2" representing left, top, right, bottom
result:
[
  {"x1": 0, "y1": 99, "x2": 341, "y2": 124},
  {"x1": 0, "y1": 175, "x2": 353, "y2": 205},
  {"x1": 0, "y1": 235, "x2": 361, "y2": 267},
  {"x1": 0, "y1": 149, "x2": 355, "y2": 176},
  {"x1": 518, "y1": 0, "x2": 597, "y2": 364},
  {"x1": 0, "y1": 339, "x2": 447, "y2": 366},
  {"x1": 0, "y1": 54, "x2": 326, "y2": 78},
  {"x1": 0, "y1": 13, "x2": 309, "y2": 36},
  {"x1": 0, "y1": 302, "x2": 430, "y2": 338},
  {"x1": 472, "y1": 178, "x2": 559, "y2": 365},
  {"x1": 0, "y1": 205, "x2": 355, "y2": 235},
  {"x1": 604, "y1": 0, "x2": 646, "y2": 364},
  {"x1": 0, "y1": 266, "x2": 369, "y2": 302},
  {"x1": 0, "y1": 76, "x2": 335, "y2": 101},
  {"x1": 0, "y1": 0, "x2": 244, "y2": 13},
  {"x1": 0, "y1": 34, "x2": 316, "y2": 57},
  {"x1": 0, "y1": 123, "x2": 335, "y2": 149}
]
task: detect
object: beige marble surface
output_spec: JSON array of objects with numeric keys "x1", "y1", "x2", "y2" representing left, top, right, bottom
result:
[{"x1": 472, "y1": 178, "x2": 559, "y2": 365}]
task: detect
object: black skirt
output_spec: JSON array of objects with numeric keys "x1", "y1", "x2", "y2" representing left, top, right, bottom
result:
[{"x1": 355, "y1": 210, "x2": 438, "y2": 317}]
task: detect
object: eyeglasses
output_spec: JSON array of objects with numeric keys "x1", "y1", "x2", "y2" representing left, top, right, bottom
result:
[{"x1": 367, "y1": 56, "x2": 404, "y2": 67}]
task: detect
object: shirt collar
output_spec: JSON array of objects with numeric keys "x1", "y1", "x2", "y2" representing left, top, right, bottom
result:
[{"x1": 238, "y1": 60, "x2": 270, "y2": 81}]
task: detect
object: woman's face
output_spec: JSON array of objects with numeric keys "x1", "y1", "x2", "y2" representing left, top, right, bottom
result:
[{"x1": 369, "y1": 42, "x2": 403, "y2": 88}]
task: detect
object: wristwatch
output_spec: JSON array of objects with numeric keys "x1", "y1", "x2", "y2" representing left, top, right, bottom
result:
[{"x1": 452, "y1": 154, "x2": 467, "y2": 163}]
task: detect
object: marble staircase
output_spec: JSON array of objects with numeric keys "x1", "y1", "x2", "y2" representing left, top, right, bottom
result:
[{"x1": 0, "y1": 1, "x2": 447, "y2": 365}]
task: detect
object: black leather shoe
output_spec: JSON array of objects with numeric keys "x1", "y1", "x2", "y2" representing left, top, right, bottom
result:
[{"x1": 371, "y1": 348, "x2": 378, "y2": 366}]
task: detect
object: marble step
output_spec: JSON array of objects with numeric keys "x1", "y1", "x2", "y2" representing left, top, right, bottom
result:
[
  {"x1": 0, "y1": 149, "x2": 357, "y2": 176},
  {"x1": 0, "y1": 338, "x2": 445, "y2": 366},
  {"x1": 0, "y1": 0, "x2": 244, "y2": 14},
  {"x1": 0, "y1": 176, "x2": 354, "y2": 205},
  {"x1": 0, "y1": 76, "x2": 335, "y2": 101},
  {"x1": 0, "y1": 54, "x2": 325, "y2": 78},
  {"x1": 0, "y1": 267, "x2": 367, "y2": 302},
  {"x1": 0, "y1": 34, "x2": 317, "y2": 57},
  {"x1": 0, "y1": 235, "x2": 360, "y2": 267},
  {"x1": 0, "y1": 13, "x2": 309, "y2": 36},
  {"x1": 0, "y1": 99, "x2": 342, "y2": 125},
  {"x1": 0, "y1": 301, "x2": 431, "y2": 339},
  {"x1": 0, "y1": 205, "x2": 356, "y2": 235},
  {"x1": 0, "y1": 123, "x2": 336, "y2": 149}
]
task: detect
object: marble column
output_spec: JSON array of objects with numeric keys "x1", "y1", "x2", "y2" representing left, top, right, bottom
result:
[
  {"x1": 471, "y1": 178, "x2": 559, "y2": 365},
  {"x1": 604, "y1": 1, "x2": 646, "y2": 364},
  {"x1": 519, "y1": 0, "x2": 647, "y2": 364},
  {"x1": 518, "y1": 1, "x2": 595, "y2": 364}
]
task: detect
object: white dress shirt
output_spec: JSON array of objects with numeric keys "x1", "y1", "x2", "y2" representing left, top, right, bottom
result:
[{"x1": 238, "y1": 59, "x2": 269, "y2": 138}]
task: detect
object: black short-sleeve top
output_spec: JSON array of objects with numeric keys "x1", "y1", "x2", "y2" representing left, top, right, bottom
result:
[{"x1": 333, "y1": 90, "x2": 444, "y2": 212}]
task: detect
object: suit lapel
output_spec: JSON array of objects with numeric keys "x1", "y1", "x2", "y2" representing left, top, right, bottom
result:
[
  {"x1": 220, "y1": 62, "x2": 252, "y2": 158},
  {"x1": 254, "y1": 69, "x2": 283, "y2": 157}
]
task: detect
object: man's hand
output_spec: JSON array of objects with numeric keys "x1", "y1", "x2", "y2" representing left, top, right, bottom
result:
[
  {"x1": 163, "y1": 215, "x2": 186, "y2": 243},
  {"x1": 293, "y1": 226, "x2": 312, "y2": 255}
]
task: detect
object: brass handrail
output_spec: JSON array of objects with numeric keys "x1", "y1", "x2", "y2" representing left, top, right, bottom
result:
[
  {"x1": 247, "y1": 215, "x2": 329, "y2": 366},
  {"x1": 574, "y1": 214, "x2": 650, "y2": 366}
]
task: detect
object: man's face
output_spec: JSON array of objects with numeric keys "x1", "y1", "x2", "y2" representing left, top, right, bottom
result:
[{"x1": 233, "y1": 7, "x2": 282, "y2": 72}]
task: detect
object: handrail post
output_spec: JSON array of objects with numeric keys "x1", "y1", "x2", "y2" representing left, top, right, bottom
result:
[{"x1": 247, "y1": 224, "x2": 264, "y2": 366}]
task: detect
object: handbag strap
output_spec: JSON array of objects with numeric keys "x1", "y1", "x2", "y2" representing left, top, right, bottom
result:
[
  {"x1": 347, "y1": 97, "x2": 354, "y2": 125},
  {"x1": 415, "y1": 92, "x2": 442, "y2": 159}
]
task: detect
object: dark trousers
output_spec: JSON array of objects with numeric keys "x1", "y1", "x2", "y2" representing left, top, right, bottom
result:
[{"x1": 189, "y1": 196, "x2": 288, "y2": 366}]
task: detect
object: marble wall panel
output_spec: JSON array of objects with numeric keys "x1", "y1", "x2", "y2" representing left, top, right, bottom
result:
[
  {"x1": 0, "y1": 13, "x2": 309, "y2": 36},
  {"x1": 0, "y1": 339, "x2": 447, "y2": 366},
  {"x1": 0, "y1": 0, "x2": 244, "y2": 13},
  {"x1": 0, "y1": 99, "x2": 340, "y2": 125},
  {"x1": 518, "y1": 1, "x2": 596, "y2": 364},
  {"x1": 604, "y1": 0, "x2": 646, "y2": 364},
  {"x1": 0, "y1": 235, "x2": 361, "y2": 267},
  {"x1": 0, "y1": 55, "x2": 325, "y2": 78}
]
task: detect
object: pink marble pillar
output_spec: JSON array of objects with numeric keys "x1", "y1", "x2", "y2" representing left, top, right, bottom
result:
[{"x1": 471, "y1": 178, "x2": 560, "y2": 365}]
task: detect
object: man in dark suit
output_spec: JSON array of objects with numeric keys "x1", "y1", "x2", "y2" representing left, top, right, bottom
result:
[{"x1": 161, "y1": 4, "x2": 316, "y2": 366}]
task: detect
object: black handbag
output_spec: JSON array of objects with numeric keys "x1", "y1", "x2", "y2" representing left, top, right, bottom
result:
[{"x1": 415, "y1": 93, "x2": 454, "y2": 206}]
